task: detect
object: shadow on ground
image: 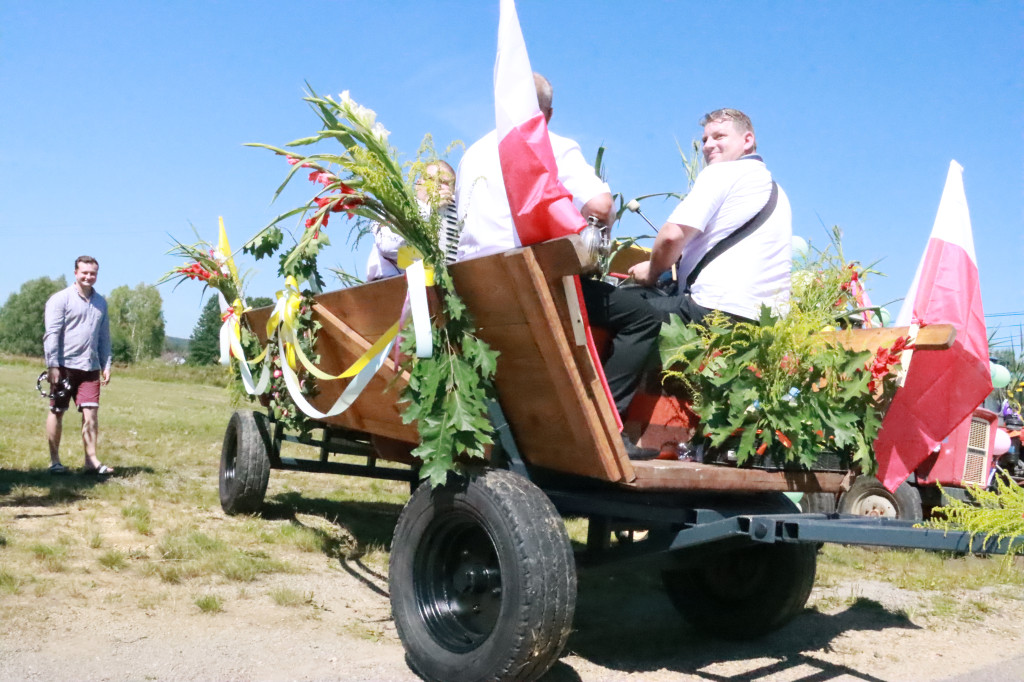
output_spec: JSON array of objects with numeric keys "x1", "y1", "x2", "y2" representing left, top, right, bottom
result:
[
  {"x1": 0, "y1": 466, "x2": 155, "y2": 507},
  {"x1": 546, "y1": 568, "x2": 919, "y2": 682}
]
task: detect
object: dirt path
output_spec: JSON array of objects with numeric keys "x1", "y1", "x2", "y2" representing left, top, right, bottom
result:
[{"x1": 1, "y1": 508, "x2": 1022, "y2": 682}]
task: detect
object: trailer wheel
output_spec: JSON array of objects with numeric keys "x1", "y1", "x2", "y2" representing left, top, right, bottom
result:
[
  {"x1": 799, "y1": 492, "x2": 837, "y2": 514},
  {"x1": 837, "y1": 476, "x2": 922, "y2": 521},
  {"x1": 389, "y1": 469, "x2": 576, "y2": 682},
  {"x1": 662, "y1": 541, "x2": 817, "y2": 639},
  {"x1": 219, "y1": 410, "x2": 272, "y2": 515}
]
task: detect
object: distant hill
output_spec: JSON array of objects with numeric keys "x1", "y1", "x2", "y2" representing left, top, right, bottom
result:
[{"x1": 164, "y1": 336, "x2": 189, "y2": 353}]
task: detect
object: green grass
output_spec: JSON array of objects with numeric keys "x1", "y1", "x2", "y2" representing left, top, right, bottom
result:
[
  {"x1": 269, "y1": 587, "x2": 314, "y2": 607},
  {"x1": 194, "y1": 594, "x2": 224, "y2": 613},
  {"x1": 2, "y1": 354, "x2": 1021, "y2": 631},
  {"x1": 98, "y1": 549, "x2": 128, "y2": 571}
]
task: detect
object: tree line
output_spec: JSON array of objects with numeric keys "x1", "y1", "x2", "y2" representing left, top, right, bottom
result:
[{"x1": 0, "y1": 276, "x2": 271, "y2": 366}]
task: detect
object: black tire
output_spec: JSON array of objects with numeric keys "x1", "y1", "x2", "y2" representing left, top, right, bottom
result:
[
  {"x1": 837, "y1": 476, "x2": 922, "y2": 521},
  {"x1": 662, "y1": 492, "x2": 816, "y2": 639},
  {"x1": 389, "y1": 469, "x2": 576, "y2": 682},
  {"x1": 662, "y1": 541, "x2": 817, "y2": 639},
  {"x1": 219, "y1": 410, "x2": 272, "y2": 515},
  {"x1": 799, "y1": 491, "x2": 837, "y2": 514}
]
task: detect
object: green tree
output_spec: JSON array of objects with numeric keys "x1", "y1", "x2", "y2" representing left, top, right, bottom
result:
[
  {"x1": 188, "y1": 295, "x2": 273, "y2": 366},
  {"x1": 0, "y1": 275, "x2": 67, "y2": 356},
  {"x1": 107, "y1": 284, "x2": 166, "y2": 363}
]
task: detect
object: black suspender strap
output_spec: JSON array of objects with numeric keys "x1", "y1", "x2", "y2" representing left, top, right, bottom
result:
[{"x1": 684, "y1": 181, "x2": 779, "y2": 292}]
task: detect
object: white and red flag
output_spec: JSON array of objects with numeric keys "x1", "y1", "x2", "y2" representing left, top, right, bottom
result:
[
  {"x1": 873, "y1": 160, "x2": 992, "y2": 490},
  {"x1": 495, "y1": 0, "x2": 585, "y2": 245}
]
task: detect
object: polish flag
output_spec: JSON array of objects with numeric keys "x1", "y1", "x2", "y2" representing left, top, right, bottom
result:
[
  {"x1": 873, "y1": 161, "x2": 992, "y2": 490},
  {"x1": 495, "y1": 0, "x2": 586, "y2": 245}
]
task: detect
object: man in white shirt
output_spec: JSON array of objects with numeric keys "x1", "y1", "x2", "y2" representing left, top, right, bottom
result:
[
  {"x1": 456, "y1": 74, "x2": 615, "y2": 258},
  {"x1": 629, "y1": 108, "x2": 792, "y2": 325},
  {"x1": 456, "y1": 74, "x2": 663, "y2": 459}
]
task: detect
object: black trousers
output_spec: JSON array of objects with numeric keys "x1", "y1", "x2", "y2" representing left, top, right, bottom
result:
[
  {"x1": 580, "y1": 279, "x2": 662, "y2": 417},
  {"x1": 581, "y1": 281, "x2": 751, "y2": 417}
]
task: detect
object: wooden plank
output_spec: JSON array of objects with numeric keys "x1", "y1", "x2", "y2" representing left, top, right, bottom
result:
[
  {"x1": 627, "y1": 459, "x2": 847, "y2": 493},
  {"x1": 828, "y1": 324, "x2": 955, "y2": 353},
  {"x1": 500, "y1": 249, "x2": 627, "y2": 482}
]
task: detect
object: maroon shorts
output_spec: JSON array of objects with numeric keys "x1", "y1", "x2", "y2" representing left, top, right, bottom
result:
[{"x1": 50, "y1": 368, "x2": 101, "y2": 413}]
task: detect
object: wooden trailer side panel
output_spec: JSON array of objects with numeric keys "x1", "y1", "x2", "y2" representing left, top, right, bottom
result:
[
  {"x1": 452, "y1": 239, "x2": 634, "y2": 483},
  {"x1": 246, "y1": 277, "x2": 420, "y2": 443}
]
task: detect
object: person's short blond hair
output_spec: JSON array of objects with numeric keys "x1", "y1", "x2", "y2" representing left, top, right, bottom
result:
[
  {"x1": 700, "y1": 108, "x2": 756, "y2": 152},
  {"x1": 534, "y1": 73, "x2": 553, "y2": 119}
]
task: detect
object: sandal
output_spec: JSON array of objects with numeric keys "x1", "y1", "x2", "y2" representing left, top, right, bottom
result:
[
  {"x1": 83, "y1": 464, "x2": 114, "y2": 476},
  {"x1": 48, "y1": 463, "x2": 69, "y2": 475}
]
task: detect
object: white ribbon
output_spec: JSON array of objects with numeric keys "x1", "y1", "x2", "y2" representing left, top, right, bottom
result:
[
  {"x1": 405, "y1": 259, "x2": 433, "y2": 358},
  {"x1": 278, "y1": 332, "x2": 396, "y2": 419}
]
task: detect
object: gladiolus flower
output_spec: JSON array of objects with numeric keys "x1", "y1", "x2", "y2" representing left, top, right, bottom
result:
[{"x1": 308, "y1": 171, "x2": 335, "y2": 187}]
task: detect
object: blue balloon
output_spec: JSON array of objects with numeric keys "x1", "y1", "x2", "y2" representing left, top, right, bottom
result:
[
  {"x1": 791, "y1": 236, "x2": 809, "y2": 260},
  {"x1": 991, "y1": 362, "x2": 1011, "y2": 389}
]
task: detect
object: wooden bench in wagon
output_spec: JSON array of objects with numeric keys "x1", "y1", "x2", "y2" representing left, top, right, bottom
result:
[{"x1": 218, "y1": 234, "x2": 1013, "y2": 682}]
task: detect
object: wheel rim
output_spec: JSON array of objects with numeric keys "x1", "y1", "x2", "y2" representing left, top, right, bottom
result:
[
  {"x1": 414, "y1": 511, "x2": 503, "y2": 653},
  {"x1": 850, "y1": 493, "x2": 898, "y2": 518}
]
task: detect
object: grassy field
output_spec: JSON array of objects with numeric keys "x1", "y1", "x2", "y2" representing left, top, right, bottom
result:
[
  {"x1": 1, "y1": 354, "x2": 1021, "y2": 626},
  {"x1": 0, "y1": 356, "x2": 408, "y2": 615}
]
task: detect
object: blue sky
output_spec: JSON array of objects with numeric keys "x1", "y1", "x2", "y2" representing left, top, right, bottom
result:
[{"x1": 1, "y1": 1, "x2": 1021, "y2": 346}]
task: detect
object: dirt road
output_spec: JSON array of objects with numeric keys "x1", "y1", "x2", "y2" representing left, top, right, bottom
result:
[{"x1": 1, "y1": 514, "x2": 1021, "y2": 682}]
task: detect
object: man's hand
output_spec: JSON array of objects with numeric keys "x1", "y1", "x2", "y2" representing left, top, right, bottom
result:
[
  {"x1": 102, "y1": 368, "x2": 111, "y2": 385},
  {"x1": 628, "y1": 261, "x2": 658, "y2": 287},
  {"x1": 47, "y1": 367, "x2": 61, "y2": 385}
]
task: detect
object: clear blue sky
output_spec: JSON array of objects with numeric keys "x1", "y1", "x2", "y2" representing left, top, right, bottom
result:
[{"x1": 2, "y1": 1, "x2": 1021, "y2": 347}]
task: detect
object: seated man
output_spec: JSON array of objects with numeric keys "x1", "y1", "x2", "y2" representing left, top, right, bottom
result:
[
  {"x1": 628, "y1": 108, "x2": 792, "y2": 325},
  {"x1": 366, "y1": 160, "x2": 457, "y2": 281},
  {"x1": 456, "y1": 73, "x2": 662, "y2": 459}
]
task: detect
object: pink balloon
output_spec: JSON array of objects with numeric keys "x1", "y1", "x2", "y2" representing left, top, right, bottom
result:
[{"x1": 992, "y1": 428, "x2": 1012, "y2": 457}]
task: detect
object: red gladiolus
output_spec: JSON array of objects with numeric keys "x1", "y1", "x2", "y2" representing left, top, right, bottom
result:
[
  {"x1": 866, "y1": 335, "x2": 912, "y2": 393},
  {"x1": 177, "y1": 262, "x2": 213, "y2": 281},
  {"x1": 308, "y1": 171, "x2": 335, "y2": 187}
]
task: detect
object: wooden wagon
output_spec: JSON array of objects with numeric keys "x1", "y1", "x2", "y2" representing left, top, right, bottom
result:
[{"x1": 220, "y1": 234, "x2": 1003, "y2": 682}]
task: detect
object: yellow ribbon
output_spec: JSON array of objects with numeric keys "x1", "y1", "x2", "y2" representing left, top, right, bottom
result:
[
  {"x1": 216, "y1": 216, "x2": 240, "y2": 282},
  {"x1": 266, "y1": 275, "x2": 400, "y2": 381},
  {"x1": 397, "y1": 245, "x2": 434, "y2": 286}
]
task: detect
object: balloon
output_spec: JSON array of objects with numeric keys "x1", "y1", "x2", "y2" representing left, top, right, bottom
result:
[
  {"x1": 992, "y1": 428, "x2": 1011, "y2": 457},
  {"x1": 991, "y1": 362, "x2": 1011, "y2": 389},
  {"x1": 877, "y1": 307, "x2": 892, "y2": 327},
  {"x1": 791, "y1": 236, "x2": 809, "y2": 260}
]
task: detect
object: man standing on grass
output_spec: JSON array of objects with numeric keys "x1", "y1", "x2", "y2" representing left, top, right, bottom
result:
[{"x1": 43, "y1": 256, "x2": 114, "y2": 476}]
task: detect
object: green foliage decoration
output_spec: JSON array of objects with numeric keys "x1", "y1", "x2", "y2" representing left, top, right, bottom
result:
[
  {"x1": 924, "y1": 473, "x2": 1024, "y2": 560},
  {"x1": 0, "y1": 275, "x2": 66, "y2": 357},
  {"x1": 242, "y1": 87, "x2": 497, "y2": 485},
  {"x1": 660, "y1": 228, "x2": 904, "y2": 472}
]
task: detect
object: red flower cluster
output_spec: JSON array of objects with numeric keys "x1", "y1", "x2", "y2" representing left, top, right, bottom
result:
[
  {"x1": 177, "y1": 262, "x2": 213, "y2": 281},
  {"x1": 867, "y1": 335, "x2": 912, "y2": 393},
  {"x1": 304, "y1": 182, "x2": 364, "y2": 236}
]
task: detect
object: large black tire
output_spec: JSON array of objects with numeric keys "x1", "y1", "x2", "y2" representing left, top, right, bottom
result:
[
  {"x1": 219, "y1": 410, "x2": 272, "y2": 515},
  {"x1": 837, "y1": 476, "x2": 922, "y2": 521},
  {"x1": 799, "y1": 491, "x2": 837, "y2": 514},
  {"x1": 662, "y1": 493, "x2": 816, "y2": 639},
  {"x1": 389, "y1": 469, "x2": 576, "y2": 682}
]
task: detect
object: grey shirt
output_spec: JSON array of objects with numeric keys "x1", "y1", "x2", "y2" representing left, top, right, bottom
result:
[{"x1": 43, "y1": 285, "x2": 112, "y2": 372}]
